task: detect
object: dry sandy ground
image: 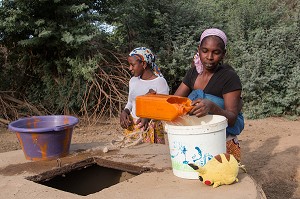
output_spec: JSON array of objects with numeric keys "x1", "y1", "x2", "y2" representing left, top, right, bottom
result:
[{"x1": 1, "y1": 117, "x2": 299, "y2": 199}]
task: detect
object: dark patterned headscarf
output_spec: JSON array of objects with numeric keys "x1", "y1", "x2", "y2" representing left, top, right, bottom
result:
[{"x1": 129, "y1": 47, "x2": 162, "y2": 77}]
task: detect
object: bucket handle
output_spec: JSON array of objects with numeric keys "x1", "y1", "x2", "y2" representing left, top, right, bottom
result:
[{"x1": 54, "y1": 124, "x2": 70, "y2": 131}]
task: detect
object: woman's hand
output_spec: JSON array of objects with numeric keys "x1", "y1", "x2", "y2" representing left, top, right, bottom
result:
[
  {"x1": 120, "y1": 109, "x2": 133, "y2": 129},
  {"x1": 189, "y1": 99, "x2": 212, "y2": 117},
  {"x1": 136, "y1": 118, "x2": 150, "y2": 131},
  {"x1": 147, "y1": 89, "x2": 156, "y2": 94}
]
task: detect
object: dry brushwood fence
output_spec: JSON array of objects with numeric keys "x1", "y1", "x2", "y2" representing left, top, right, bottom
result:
[
  {"x1": 0, "y1": 93, "x2": 46, "y2": 124},
  {"x1": 0, "y1": 60, "x2": 131, "y2": 126},
  {"x1": 79, "y1": 62, "x2": 131, "y2": 125}
]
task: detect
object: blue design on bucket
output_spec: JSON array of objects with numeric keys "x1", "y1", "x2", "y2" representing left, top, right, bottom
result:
[
  {"x1": 170, "y1": 141, "x2": 213, "y2": 167},
  {"x1": 180, "y1": 146, "x2": 188, "y2": 164},
  {"x1": 192, "y1": 147, "x2": 202, "y2": 163},
  {"x1": 192, "y1": 147, "x2": 213, "y2": 166},
  {"x1": 170, "y1": 141, "x2": 180, "y2": 158}
]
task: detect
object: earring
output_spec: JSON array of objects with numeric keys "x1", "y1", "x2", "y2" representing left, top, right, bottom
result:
[{"x1": 219, "y1": 60, "x2": 224, "y2": 66}]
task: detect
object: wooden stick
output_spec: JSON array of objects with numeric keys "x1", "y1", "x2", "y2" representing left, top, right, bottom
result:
[{"x1": 0, "y1": 118, "x2": 9, "y2": 125}]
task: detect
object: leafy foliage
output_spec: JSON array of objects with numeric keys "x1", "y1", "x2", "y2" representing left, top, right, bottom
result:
[
  {"x1": 0, "y1": 0, "x2": 299, "y2": 119},
  {"x1": 0, "y1": 0, "x2": 129, "y2": 120},
  {"x1": 226, "y1": 0, "x2": 300, "y2": 118}
]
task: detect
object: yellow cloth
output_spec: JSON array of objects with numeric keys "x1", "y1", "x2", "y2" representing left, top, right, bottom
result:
[{"x1": 124, "y1": 117, "x2": 165, "y2": 144}]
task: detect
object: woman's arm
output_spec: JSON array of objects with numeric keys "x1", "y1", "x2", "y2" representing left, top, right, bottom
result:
[
  {"x1": 174, "y1": 82, "x2": 191, "y2": 97},
  {"x1": 120, "y1": 80, "x2": 133, "y2": 129},
  {"x1": 220, "y1": 90, "x2": 241, "y2": 126}
]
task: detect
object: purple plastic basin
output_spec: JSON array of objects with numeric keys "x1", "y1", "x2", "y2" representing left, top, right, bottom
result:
[{"x1": 8, "y1": 115, "x2": 79, "y2": 161}]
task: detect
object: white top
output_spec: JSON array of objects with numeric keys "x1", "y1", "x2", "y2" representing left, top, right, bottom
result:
[{"x1": 125, "y1": 76, "x2": 170, "y2": 118}]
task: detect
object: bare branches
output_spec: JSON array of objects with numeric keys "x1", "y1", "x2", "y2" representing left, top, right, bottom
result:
[
  {"x1": 79, "y1": 62, "x2": 130, "y2": 126},
  {"x1": 0, "y1": 92, "x2": 46, "y2": 124}
]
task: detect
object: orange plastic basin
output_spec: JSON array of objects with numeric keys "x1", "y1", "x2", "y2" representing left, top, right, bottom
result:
[{"x1": 136, "y1": 94, "x2": 193, "y2": 121}]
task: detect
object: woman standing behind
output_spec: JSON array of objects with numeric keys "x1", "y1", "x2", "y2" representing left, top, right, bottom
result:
[
  {"x1": 120, "y1": 47, "x2": 169, "y2": 144},
  {"x1": 174, "y1": 28, "x2": 244, "y2": 161}
]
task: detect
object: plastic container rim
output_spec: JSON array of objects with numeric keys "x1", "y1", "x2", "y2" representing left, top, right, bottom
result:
[
  {"x1": 164, "y1": 115, "x2": 228, "y2": 132},
  {"x1": 8, "y1": 115, "x2": 79, "y2": 133}
]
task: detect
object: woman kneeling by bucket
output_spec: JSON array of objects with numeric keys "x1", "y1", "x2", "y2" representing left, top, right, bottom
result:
[{"x1": 174, "y1": 28, "x2": 244, "y2": 162}]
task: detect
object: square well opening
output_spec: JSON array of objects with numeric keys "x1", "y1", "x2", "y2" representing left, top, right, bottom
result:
[{"x1": 27, "y1": 157, "x2": 150, "y2": 196}]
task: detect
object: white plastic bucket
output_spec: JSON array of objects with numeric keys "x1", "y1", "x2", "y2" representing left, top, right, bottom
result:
[{"x1": 164, "y1": 115, "x2": 227, "y2": 179}]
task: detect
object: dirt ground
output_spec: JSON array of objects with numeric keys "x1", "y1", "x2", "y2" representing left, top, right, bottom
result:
[{"x1": 1, "y1": 117, "x2": 299, "y2": 199}]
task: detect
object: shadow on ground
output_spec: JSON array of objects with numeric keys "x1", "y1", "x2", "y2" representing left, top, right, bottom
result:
[{"x1": 242, "y1": 135, "x2": 299, "y2": 199}]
